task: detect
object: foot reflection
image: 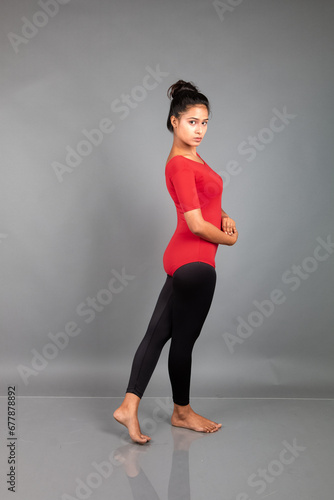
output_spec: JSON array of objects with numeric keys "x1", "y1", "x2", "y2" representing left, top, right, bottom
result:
[
  {"x1": 114, "y1": 443, "x2": 159, "y2": 499},
  {"x1": 114, "y1": 426, "x2": 209, "y2": 500}
]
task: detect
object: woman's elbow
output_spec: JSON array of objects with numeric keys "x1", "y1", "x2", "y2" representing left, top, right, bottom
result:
[
  {"x1": 189, "y1": 220, "x2": 204, "y2": 236},
  {"x1": 184, "y1": 210, "x2": 205, "y2": 236}
]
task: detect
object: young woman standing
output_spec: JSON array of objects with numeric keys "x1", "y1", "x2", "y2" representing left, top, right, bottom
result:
[{"x1": 114, "y1": 80, "x2": 238, "y2": 444}]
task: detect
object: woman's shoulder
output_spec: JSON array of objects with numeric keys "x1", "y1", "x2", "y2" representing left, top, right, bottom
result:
[
  {"x1": 165, "y1": 154, "x2": 185, "y2": 166},
  {"x1": 165, "y1": 155, "x2": 195, "y2": 179}
]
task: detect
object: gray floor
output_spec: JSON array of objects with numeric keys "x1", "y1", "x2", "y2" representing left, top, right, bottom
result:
[{"x1": 1, "y1": 397, "x2": 333, "y2": 499}]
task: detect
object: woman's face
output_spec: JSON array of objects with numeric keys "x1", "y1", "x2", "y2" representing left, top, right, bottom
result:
[{"x1": 171, "y1": 105, "x2": 209, "y2": 147}]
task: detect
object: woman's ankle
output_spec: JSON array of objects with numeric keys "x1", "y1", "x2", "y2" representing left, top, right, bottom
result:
[
  {"x1": 122, "y1": 392, "x2": 141, "y2": 410},
  {"x1": 173, "y1": 403, "x2": 191, "y2": 416}
]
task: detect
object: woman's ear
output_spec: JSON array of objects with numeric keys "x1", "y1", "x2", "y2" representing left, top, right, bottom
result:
[{"x1": 170, "y1": 115, "x2": 177, "y2": 130}]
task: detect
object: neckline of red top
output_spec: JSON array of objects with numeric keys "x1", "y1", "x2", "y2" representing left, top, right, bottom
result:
[{"x1": 166, "y1": 153, "x2": 206, "y2": 166}]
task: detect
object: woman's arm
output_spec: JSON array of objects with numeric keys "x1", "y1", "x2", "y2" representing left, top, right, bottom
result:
[{"x1": 184, "y1": 208, "x2": 238, "y2": 246}]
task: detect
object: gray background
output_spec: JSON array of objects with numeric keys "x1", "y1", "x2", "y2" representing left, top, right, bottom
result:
[{"x1": 1, "y1": 0, "x2": 333, "y2": 397}]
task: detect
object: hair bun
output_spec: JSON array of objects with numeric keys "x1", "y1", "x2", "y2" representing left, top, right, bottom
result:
[{"x1": 167, "y1": 80, "x2": 198, "y2": 100}]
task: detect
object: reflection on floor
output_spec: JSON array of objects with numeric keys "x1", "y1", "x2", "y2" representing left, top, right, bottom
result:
[{"x1": 1, "y1": 397, "x2": 333, "y2": 499}]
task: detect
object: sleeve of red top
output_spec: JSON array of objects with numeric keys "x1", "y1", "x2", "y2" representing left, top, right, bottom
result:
[{"x1": 170, "y1": 167, "x2": 201, "y2": 213}]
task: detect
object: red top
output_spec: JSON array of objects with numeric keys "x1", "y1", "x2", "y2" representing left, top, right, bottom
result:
[{"x1": 163, "y1": 153, "x2": 223, "y2": 276}]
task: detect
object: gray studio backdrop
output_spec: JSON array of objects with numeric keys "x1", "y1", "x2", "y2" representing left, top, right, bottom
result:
[{"x1": 1, "y1": 0, "x2": 333, "y2": 398}]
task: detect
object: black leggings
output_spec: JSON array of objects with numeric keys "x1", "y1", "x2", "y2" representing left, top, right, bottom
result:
[{"x1": 126, "y1": 262, "x2": 217, "y2": 405}]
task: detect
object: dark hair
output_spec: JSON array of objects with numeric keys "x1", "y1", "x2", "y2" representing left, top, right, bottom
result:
[{"x1": 166, "y1": 80, "x2": 211, "y2": 132}]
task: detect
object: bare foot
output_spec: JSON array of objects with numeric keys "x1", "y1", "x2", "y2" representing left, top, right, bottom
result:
[
  {"x1": 171, "y1": 404, "x2": 222, "y2": 433},
  {"x1": 113, "y1": 406, "x2": 151, "y2": 445},
  {"x1": 113, "y1": 394, "x2": 151, "y2": 444}
]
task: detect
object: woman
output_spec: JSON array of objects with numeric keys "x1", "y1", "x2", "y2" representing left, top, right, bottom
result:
[{"x1": 114, "y1": 80, "x2": 238, "y2": 444}]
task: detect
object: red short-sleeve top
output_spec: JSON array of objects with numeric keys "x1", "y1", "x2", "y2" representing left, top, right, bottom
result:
[{"x1": 163, "y1": 153, "x2": 223, "y2": 276}]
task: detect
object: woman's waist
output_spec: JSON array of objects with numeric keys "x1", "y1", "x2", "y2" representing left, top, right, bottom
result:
[{"x1": 165, "y1": 230, "x2": 218, "y2": 249}]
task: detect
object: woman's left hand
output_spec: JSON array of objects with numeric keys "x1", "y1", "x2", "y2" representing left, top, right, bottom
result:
[{"x1": 221, "y1": 216, "x2": 237, "y2": 236}]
